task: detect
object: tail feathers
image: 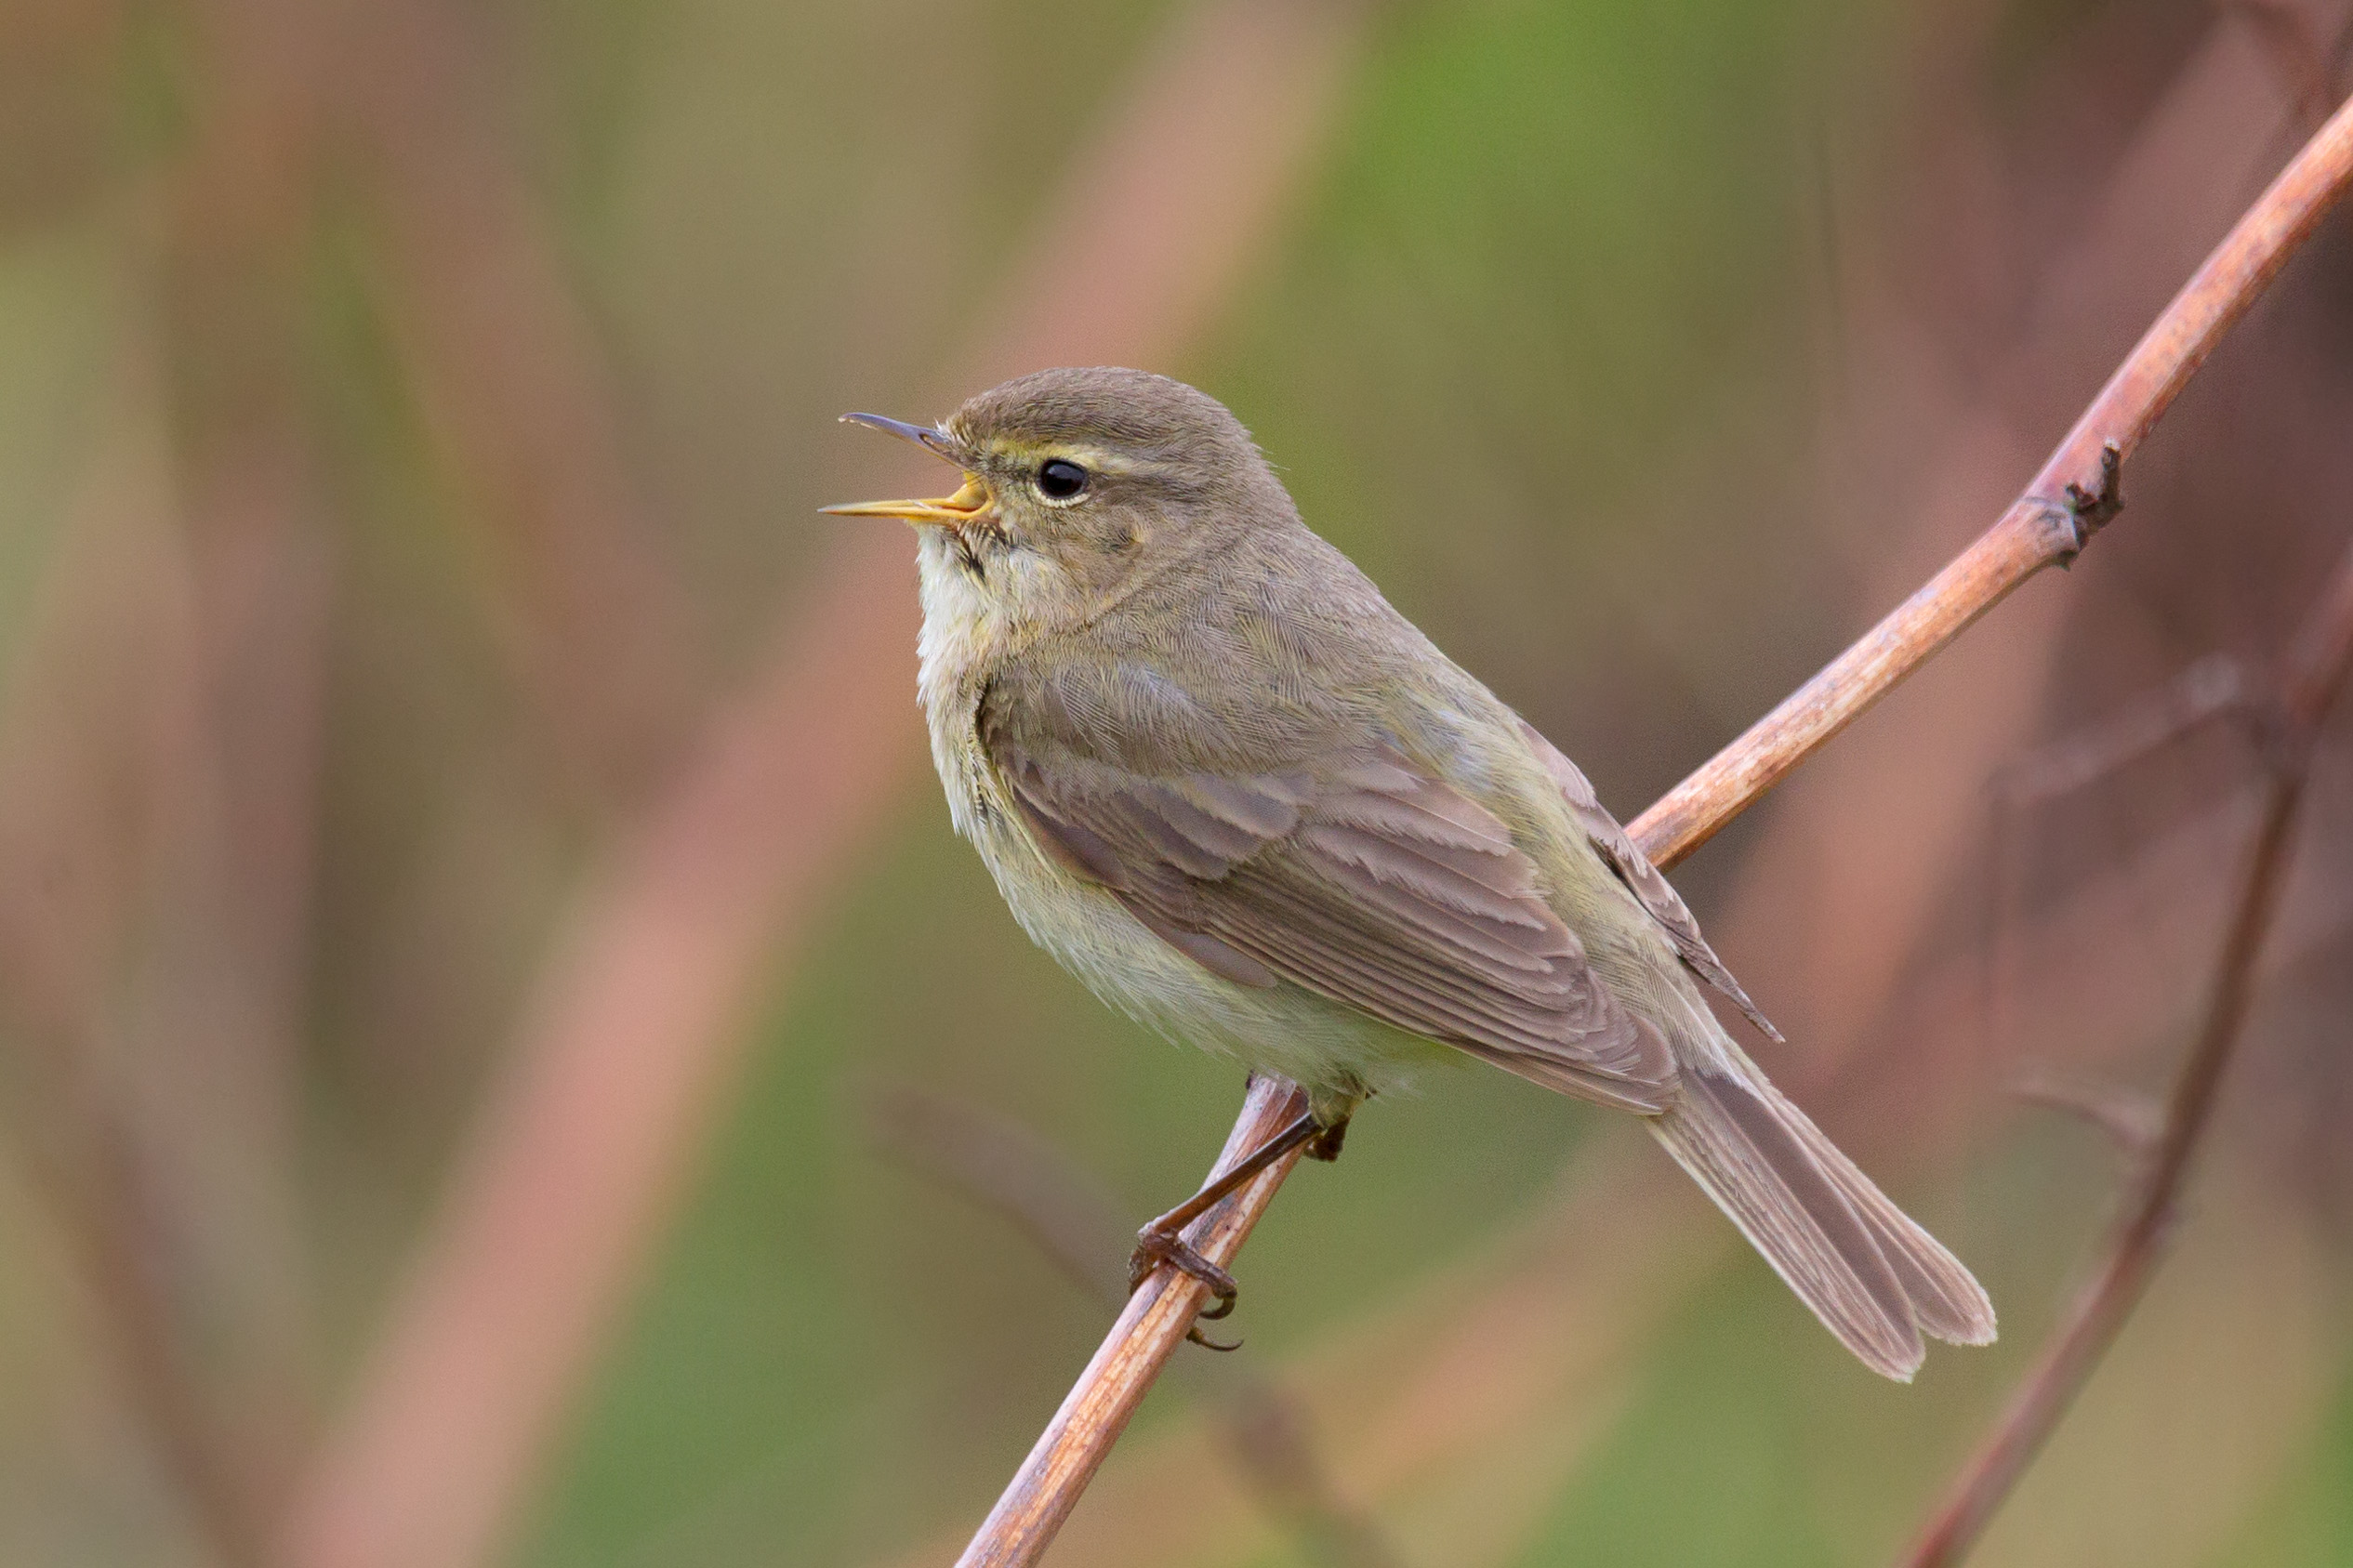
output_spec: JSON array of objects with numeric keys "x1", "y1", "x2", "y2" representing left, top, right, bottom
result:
[
  {"x1": 1649, "y1": 1065, "x2": 1995, "y2": 1381},
  {"x1": 1778, "y1": 1090, "x2": 1997, "y2": 1350}
]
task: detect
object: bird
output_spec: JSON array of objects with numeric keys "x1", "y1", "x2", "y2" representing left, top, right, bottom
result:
[{"x1": 826, "y1": 366, "x2": 1993, "y2": 1379}]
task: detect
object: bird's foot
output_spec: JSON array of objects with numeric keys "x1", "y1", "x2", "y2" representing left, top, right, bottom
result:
[
  {"x1": 1129, "y1": 1225, "x2": 1242, "y2": 1350},
  {"x1": 1302, "y1": 1084, "x2": 1368, "y2": 1162},
  {"x1": 1302, "y1": 1113, "x2": 1352, "y2": 1163},
  {"x1": 1121, "y1": 1099, "x2": 1328, "y2": 1351},
  {"x1": 1128, "y1": 1225, "x2": 1239, "y2": 1305}
]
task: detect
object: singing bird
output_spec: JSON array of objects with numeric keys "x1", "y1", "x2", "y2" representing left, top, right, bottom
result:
[{"x1": 829, "y1": 367, "x2": 1993, "y2": 1378}]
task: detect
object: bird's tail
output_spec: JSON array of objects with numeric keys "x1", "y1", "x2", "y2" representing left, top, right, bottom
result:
[{"x1": 1647, "y1": 1049, "x2": 1995, "y2": 1381}]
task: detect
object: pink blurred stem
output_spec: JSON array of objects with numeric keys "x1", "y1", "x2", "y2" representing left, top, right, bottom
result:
[{"x1": 1897, "y1": 538, "x2": 2353, "y2": 1568}]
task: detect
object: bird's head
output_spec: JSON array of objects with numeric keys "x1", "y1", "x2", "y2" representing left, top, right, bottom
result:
[{"x1": 826, "y1": 367, "x2": 1289, "y2": 635}]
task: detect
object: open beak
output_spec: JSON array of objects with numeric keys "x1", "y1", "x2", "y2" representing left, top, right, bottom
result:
[
  {"x1": 820, "y1": 474, "x2": 990, "y2": 525},
  {"x1": 822, "y1": 413, "x2": 992, "y2": 526}
]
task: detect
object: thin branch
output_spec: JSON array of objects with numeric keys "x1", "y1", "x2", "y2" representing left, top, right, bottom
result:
[
  {"x1": 865, "y1": 1085, "x2": 1146, "y2": 1305},
  {"x1": 958, "y1": 1074, "x2": 1314, "y2": 1568},
  {"x1": 1897, "y1": 535, "x2": 2353, "y2": 1568},
  {"x1": 1984, "y1": 652, "x2": 2254, "y2": 1071},
  {"x1": 866, "y1": 1085, "x2": 1405, "y2": 1568},
  {"x1": 1637, "y1": 87, "x2": 2353, "y2": 872},
  {"x1": 957, "y1": 87, "x2": 2353, "y2": 1568},
  {"x1": 1988, "y1": 652, "x2": 2253, "y2": 807}
]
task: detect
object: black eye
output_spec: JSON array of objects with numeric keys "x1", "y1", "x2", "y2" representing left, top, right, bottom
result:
[{"x1": 1038, "y1": 458, "x2": 1089, "y2": 500}]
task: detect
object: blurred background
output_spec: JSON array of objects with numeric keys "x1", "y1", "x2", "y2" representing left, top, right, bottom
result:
[{"x1": 1, "y1": 0, "x2": 2351, "y2": 1565}]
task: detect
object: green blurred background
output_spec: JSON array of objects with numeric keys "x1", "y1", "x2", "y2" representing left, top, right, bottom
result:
[{"x1": 2, "y1": 0, "x2": 2350, "y2": 1565}]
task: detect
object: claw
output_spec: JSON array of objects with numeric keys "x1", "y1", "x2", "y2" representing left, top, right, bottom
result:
[
  {"x1": 1121, "y1": 1101, "x2": 1325, "y2": 1350},
  {"x1": 1303, "y1": 1117, "x2": 1351, "y2": 1162},
  {"x1": 1130, "y1": 1226, "x2": 1244, "y2": 1347}
]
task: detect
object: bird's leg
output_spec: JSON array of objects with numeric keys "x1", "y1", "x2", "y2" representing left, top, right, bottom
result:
[
  {"x1": 1302, "y1": 1108, "x2": 1355, "y2": 1162},
  {"x1": 1129, "y1": 1108, "x2": 1321, "y2": 1336}
]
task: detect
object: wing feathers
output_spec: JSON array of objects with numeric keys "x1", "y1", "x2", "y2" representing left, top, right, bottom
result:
[
  {"x1": 1516, "y1": 718, "x2": 1785, "y2": 1043},
  {"x1": 989, "y1": 725, "x2": 1672, "y2": 1107},
  {"x1": 985, "y1": 671, "x2": 1989, "y2": 1377},
  {"x1": 1124, "y1": 781, "x2": 1262, "y2": 873},
  {"x1": 1294, "y1": 824, "x2": 1560, "y2": 947},
  {"x1": 1126, "y1": 905, "x2": 1281, "y2": 989},
  {"x1": 1010, "y1": 785, "x2": 1133, "y2": 889}
]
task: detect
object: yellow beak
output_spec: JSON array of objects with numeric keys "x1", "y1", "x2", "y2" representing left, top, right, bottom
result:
[
  {"x1": 820, "y1": 474, "x2": 992, "y2": 526},
  {"x1": 824, "y1": 411, "x2": 991, "y2": 526}
]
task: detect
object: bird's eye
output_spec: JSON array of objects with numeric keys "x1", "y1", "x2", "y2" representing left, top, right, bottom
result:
[{"x1": 1038, "y1": 458, "x2": 1090, "y2": 500}]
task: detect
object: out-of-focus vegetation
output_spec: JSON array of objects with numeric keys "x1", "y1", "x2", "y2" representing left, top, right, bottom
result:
[{"x1": 1, "y1": 1, "x2": 2349, "y2": 1566}]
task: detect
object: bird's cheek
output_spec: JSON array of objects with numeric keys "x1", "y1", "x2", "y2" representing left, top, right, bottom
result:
[{"x1": 1000, "y1": 548, "x2": 1096, "y2": 624}]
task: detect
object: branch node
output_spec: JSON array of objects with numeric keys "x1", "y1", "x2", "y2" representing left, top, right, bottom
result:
[{"x1": 2056, "y1": 442, "x2": 2125, "y2": 566}]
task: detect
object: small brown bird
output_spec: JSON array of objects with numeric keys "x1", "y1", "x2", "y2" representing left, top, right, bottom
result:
[{"x1": 829, "y1": 367, "x2": 1993, "y2": 1378}]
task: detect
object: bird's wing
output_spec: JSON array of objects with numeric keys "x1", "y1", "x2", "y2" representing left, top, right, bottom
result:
[
  {"x1": 982, "y1": 676, "x2": 1673, "y2": 1112},
  {"x1": 1514, "y1": 718, "x2": 1784, "y2": 1043}
]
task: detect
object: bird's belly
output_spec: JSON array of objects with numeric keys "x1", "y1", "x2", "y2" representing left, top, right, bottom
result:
[{"x1": 956, "y1": 773, "x2": 1447, "y2": 1100}]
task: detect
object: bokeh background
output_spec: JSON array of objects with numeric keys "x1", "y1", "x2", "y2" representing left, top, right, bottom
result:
[{"x1": 2, "y1": 0, "x2": 2351, "y2": 1565}]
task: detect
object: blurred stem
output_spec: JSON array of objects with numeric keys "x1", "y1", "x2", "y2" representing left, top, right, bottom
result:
[
  {"x1": 958, "y1": 86, "x2": 2353, "y2": 1568},
  {"x1": 3, "y1": 1024, "x2": 275, "y2": 1568},
  {"x1": 1897, "y1": 538, "x2": 2353, "y2": 1568}
]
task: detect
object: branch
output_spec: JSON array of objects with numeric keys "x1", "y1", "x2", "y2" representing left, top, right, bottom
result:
[
  {"x1": 1637, "y1": 89, "x2": 2353, "y2": 872},
  {"x1": 957, "y1": 86, "x2": 2353, "y2": 1568},
  {"x1": 958, "y1": 1074, "x2": 1313, "y2": 1568},
  {"x1": 1897, "y1": 532, "x2": 2353, "y2": 1568},
  {"x1": 866, "y1": 1085, "x2": 1404, "y2": 1568},
  {"x1": 891, "y1": 757, "x2": 2353, "y2": 1568}
]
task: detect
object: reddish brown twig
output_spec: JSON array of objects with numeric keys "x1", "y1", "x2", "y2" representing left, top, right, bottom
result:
[
  {"x1": 958, "y1": 1074, "x2": 1314, "y2": 1568},
  {"x1": 958, "y1": 87, "x2": 2353, "y2": 1568},
  {"x1": 1636, "y1": 89, "x2": 2353, "y2": 869},
  {"x1": 1897, "y1": 537, "x2": 2353, "y2": 1568},
  {"x1": 867, "y1": 1083, "x2": 1404, "y2": 1568}
]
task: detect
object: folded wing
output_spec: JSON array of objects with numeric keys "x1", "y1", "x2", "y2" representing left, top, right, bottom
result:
[
  {"x1": 1516, "y1": 718, "x2": 1783, "y2": 1042},
  {"x1": 985, "y1": 699, "x2": 1672, "y2": 1112}
]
